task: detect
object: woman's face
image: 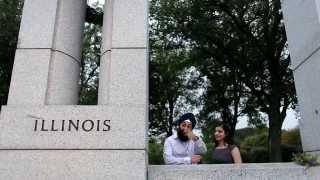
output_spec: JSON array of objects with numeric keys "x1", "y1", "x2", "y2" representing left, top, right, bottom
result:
[{"x1": 214, "y1": 126, "x2": 226, "y2": 142}]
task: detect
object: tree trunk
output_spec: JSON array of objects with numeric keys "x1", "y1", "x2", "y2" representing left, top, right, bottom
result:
[
  {"x1": 167, "y1": 99, "x2": 174, "y2": 137},
  {"x1": 231, "y1": 68, "x2": 240, "y2": 138},
  {"x1": 268, "y1": 109, "x2": 283, "y2": 162},
  {"x1": 268, "y1": 56, "x2": 283, "y2": 162},
  {"x1": 231, "y1": 98, "x2": 239, "y2": 138}
]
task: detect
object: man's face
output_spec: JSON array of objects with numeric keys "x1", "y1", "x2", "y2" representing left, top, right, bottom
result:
[
  {"x1": 177, "y1": 120, "x2": 192, "y2": 142},
  {"x1": 179, "y1": 121, "x2": 192, "y2": 135}
]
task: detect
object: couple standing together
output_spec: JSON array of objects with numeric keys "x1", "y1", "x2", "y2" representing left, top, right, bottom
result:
[{"x1": 163, "y1": 113, "x2": 242, "y2": 164}]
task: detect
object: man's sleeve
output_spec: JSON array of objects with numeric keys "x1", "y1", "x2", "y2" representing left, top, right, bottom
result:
[
  {"x1": 163, "y1": 139, "x2": 191, "y2": 165},
  {"x1": 194, "y1": 137, "x2": 207, "y2": 155}
]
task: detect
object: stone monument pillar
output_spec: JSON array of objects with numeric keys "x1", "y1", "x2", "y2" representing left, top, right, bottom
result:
[
  {"x1": 282, "y1": 0, "x2": 320, "y2": 155},
  {"x1": 99, "y1": 0, "x2": 148, "y2": 106},
  {"x1": 8, "y1": 0, "x2": 85, "y2": 105},
  {"x1": 0, "y1": 0, "x2": 148, "y2": 179}
]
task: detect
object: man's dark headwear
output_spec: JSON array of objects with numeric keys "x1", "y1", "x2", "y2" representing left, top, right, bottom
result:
[{"x1": 177, "y1": 113, "x2": 196, "y2": 129}]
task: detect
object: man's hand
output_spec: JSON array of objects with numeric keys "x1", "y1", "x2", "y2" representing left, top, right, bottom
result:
[
  {"x1": 187, "y1": 131, "x2": 199, "y2": 141},
  {"x1": 191, "y1": 155, "x2": 201, "y2": 164}
]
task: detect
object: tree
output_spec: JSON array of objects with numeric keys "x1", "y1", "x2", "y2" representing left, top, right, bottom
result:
[
  {"x1": 85, "y1": 5, "x2": 103, "y2": 26},
  {"x1": 198, "y1": 61, "x2": 245, "y2": 138},
  {"x1": 281, "y1": 128, "x2": 302, "y2": 162},
  {"x1": 149, "y1": 50, "x2": 189, "y2": 136},
  {"x1": 150, "y1": 0, "x2": 297, "y2": 161},
  {"x1": 240, "y1": 130, "x2": 269, "y2": 163},
  {"x1": 0, "y1": 0, "x2": 24, "y2": 111},
  {"x1": 148, "y1": 138, "x2": 164, "y2": 165},
  {"x1": 78, "y1": 22, "x2": 101, "y2": 105},
  {"x1": 149, "y1": 0, "x2": 205, "y2": 137}
]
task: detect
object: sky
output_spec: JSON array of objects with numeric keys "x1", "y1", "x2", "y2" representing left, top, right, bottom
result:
[
  {"x1": 282, "y1": 109, "x2": 299, "y2": 129},
  {"x1": 87, "y1": 0, "x2": 299, "y2": 130},
  {"x1": 88, "y1": 0, "x2": 104, "y2": 5},
  {"x1": 235, "y1": 109, "x2": 299, "y2": 130}
]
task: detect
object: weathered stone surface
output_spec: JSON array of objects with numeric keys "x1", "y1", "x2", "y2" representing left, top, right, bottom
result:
[
  {"x1": 98, "y1": 49, "x2": 147, "y2": 106},
  {"x1": 98, "y1": 51, "x2": 111, "y2": 105},
  {"x1": 7, "y1": 49, "x2": 51, "y2": 105},
  {"x1": 18, "y1": 0, "x2": 86, "y2": 59},
  {"x1": 14, "y1": 0, "x2": 86, "y2": 105},
  {"x1": 101, "y1": 0, "x2": 114, "y2": 53},
  {"x1": 54, "y1": 0, "x2": 86, "y2": 60},
  {"x1": 109, "y1": 49, "x2": 147, "y2": 106},
  {"x1": 17, "y1": 0, "x2": 58, "y2": 48},
  {"x1": 101, "y1": 0, "x2": 148, "y2": 53},
  {"x1": 112, "y1": 0, "x2": 148, "y2": 48},
  {"x1": 8, "y1": 50, "x2": 81, "y2": 105},
  {"x1": 282, "y1": 0, "x2": 320, "y2": 70},
  {"x1": 0, "y1": 150, "x2": 146, "y2": 180},
  {"x1": 3, "y1": 0, "x2": 148, "y2": 179},
  {"x1": 148, "y1": 163, "x2": 317, "y2": 180},
  {"x1": 0, "y1": 106, "x2": 146, "y2": 149},
  {"x1": 292, "y1": 50, "x2": 320, "y2": 152},
  {"x1": 308, "y1": 166, "x2": 320, "y2": 180},
  {"x1": 46, "y1": 52, "x2": 80, "y2": 105}
]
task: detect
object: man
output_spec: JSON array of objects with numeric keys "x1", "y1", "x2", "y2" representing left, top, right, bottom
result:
[{"x1": 163, "y1": 113, "x2": 207, "y2": 164}]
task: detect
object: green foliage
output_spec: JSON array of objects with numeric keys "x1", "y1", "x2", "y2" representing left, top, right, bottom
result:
[
  {"x1": 237, "y1": 128, "x2": 302, "y2": 163},
  {"x1": 201, "y1": 142, "x2": 214, "y2": 164},
  {"x1": 149, "y1": 0, "x2": 297, "y2": 161},
  {"x1": 234, "y1": 127, "x2": 261, "y2": 143},
  {"x1": 281, "y1": 128, "x2": 303, "y2": 162},
  {"x1": 0, "y1": 0, "x2": 24, "y2": 110},
  {"x1": 282, "y1": 128, "x2": 302, "y2": 147},
  {"x1": 149, "y1": 0, "x2": 205, "y2": 137},
  {"x1": 293, "y1": 153, "x2": 320, "y2": 167},
  {"x1": 78, "y1": 4, "x2": 102, "y2": 105},
  {"x1": 201, "y1": 118, "x2": 224, "y2": 144},
  {"x1": 148, "y1": 138, "x2": 164, "y2": 165},
  {"x1": 251, "y1": 147, "x2": 269, "y2": 163},
  {"x1": 240, "y1": 130, "x2": 269, "y2": 163},
  {"x1": 241, "y1": 130, "x2": 268, "y2": 148}
]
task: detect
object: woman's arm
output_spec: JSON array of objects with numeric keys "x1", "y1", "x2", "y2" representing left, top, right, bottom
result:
[{"x1": 231, "y1": 146, "x2": 242, "y2": 163}]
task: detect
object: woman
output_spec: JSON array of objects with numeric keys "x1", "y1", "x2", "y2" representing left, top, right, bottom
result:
[{"x1": 212, "y1": 123, "x2": 242, "y2": 164}]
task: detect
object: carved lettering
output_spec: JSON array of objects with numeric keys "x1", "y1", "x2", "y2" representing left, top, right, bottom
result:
[{"x1": 34, "y1": 119, "x2": 111, "y2": 132}]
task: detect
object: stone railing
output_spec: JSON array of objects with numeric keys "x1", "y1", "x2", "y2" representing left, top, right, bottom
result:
[{"x1": 148, "y1": 163, "x2": 320, "y2": 180}]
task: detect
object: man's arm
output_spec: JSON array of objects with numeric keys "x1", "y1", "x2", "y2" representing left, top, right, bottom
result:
[
  {"x1": 163, "y1": 139, "x2": 191, "y2": 165},
  {"x1": 193, "y1": 137, "x2": 207, "y2": 155}
]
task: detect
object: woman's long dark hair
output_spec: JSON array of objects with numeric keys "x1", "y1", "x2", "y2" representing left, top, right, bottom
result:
[{"x1": 213, "y1": 123, "x2": 234, "y2": 148}]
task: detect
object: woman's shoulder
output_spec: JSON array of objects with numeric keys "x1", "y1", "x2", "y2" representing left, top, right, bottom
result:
[{"x1": 228, "y1": 144, "x2": 239, "y2": 151}]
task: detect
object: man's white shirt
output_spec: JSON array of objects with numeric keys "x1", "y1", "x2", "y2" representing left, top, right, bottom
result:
[{"x1": 163, "y1": 133, "x2": 207, "y2": 164}]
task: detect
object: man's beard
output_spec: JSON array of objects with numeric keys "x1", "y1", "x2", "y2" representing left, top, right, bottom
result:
[{"x1": 177, "y1": 128, "x2": 189, "y2": 142}]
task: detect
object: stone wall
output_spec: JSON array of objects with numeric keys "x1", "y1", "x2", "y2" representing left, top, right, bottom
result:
[{"x1": 148, "y1": 163, "x2": 320, "y2": 180}]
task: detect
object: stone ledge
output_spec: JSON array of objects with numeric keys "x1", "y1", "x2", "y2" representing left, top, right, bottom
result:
[
  {"x1": 148, "y1": 163, "x2": 320, "y2": 180},
  {"x1": 0, "y1": 150, "x2": 146, "y2": 180}
]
